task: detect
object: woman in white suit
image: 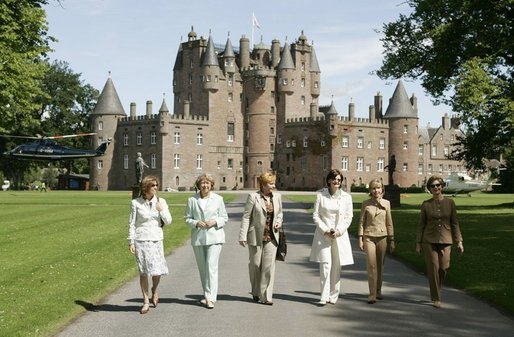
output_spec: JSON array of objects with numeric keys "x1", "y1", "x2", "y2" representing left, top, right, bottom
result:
[
  {"x1": 184, "y1": 174, "x2": 228, "y2": 309},
  {"x1": 310, "y1": 169, "x2": 354, "y2": 305},
  {"x1": 239, "y1": 172, "x2": 283, "y2": 305}
]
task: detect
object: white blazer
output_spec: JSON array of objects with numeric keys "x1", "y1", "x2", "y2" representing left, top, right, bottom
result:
[
  {"x1": 309, "y1": 188, "x2": 354, "y2": 265},
  {"x1": 184, "y1": 192, "x2": 228, "y2": 246}
]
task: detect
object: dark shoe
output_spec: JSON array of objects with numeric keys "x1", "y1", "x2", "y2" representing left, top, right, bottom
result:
[
  {"x1": 140, "y1": 302, "x2": 150, "y2": 314},
  {"x1": 368, "y1": 300, "x2": 376, "y2": 304},
  {"x1": 252, "y1": 296, "x2": 260, "y2": 302}
]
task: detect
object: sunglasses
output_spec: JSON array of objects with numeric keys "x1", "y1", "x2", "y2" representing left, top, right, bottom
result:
[
  {"x1": 151, "y1": 184, "x2": 159, "y2": 187},
  {"x1": 430, "y1": 183, "x2": 442, "y2": 188}
]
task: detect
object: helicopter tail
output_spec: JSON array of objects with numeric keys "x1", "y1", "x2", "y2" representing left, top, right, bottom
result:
[{"x1": 95, "y1": 138, "x2": 112, "y2": 156}]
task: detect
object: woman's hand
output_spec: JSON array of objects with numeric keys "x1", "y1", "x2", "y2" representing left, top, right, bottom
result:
[
  {"x1": 358, "y1": 237, "x2": 364, "y2": 251},
  {"x1": 239, "y1": 240, "x2": 247, "y2": 247},
  {"x1": 415, "y1": 243, "x2": 421, "y2": 255},
  {"x1": 273, "y1": 222, "x2": 282, "y2": 229},
  {"x1": 155, "y1": 201, "x2": 163, "y2": 212},
  {"x1": 129, "y1": 244, "x2": 135, "y2": 255},
  {"x1": 389, "y1": 241, "x2": 395, "y2": 253},
  {"x1": 456, "y1": 241, "x2": 464, "y2": 254}
]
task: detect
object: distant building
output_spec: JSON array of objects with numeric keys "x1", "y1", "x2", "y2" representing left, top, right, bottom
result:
[{"x1": 89, "y1": 28, "x2": 463, "y2": 191}]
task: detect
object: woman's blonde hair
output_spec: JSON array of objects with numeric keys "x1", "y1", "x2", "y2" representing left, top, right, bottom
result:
[
  {"x1": 257, "y1": 172, "x2": 276, "y2": 188},
  {"x1": 140, "y1": 175, "x2": 159, "y2": 196},
  {"x1": 368, "y1": 178, "x2": 384, "y2": 196},
  {"x1": 195, "y1": 174, "x2": 215, "y2": 189}
]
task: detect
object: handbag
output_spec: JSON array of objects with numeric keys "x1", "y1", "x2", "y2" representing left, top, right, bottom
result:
[{"x1": 276, "y1": 227, "x2": 287, "y2": 261}]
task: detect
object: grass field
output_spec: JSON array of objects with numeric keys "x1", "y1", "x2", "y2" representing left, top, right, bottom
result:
[
  {"x1": 285, "y1": 192, "x2": 514, "y2": 317},
  {"x1": 0, "y1": 190, "x2": 235, "y2": 337},
  {"x1": 1, "y1": 191, "x2": 513, "y2": 336}
]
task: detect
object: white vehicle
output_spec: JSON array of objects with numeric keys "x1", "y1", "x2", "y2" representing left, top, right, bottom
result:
[
  {"x1": 442, "y1": 172, "x2": 488, "y2": 196},
  {"x1": 2, "y1": 180, "x2": 10, "y2": 191}
]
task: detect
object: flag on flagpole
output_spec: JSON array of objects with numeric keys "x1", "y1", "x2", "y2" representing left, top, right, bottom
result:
[{"x1": 253, "y1": 12, "x2": 261, "y2": 29}]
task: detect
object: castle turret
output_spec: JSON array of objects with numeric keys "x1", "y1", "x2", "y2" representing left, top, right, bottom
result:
[
  {"x1": 309, "y1": 45, "x2": 321, "y2": 97},
  {"x1": 277, "y1": 42, "x2": 295, "y2": 94},
  {"x1": 271, "y1": 38, "x2": 281, "y2": 68},
  {"x1": 158, "y1": 97, "x2": 169, "y2": 135},
  {"x1": 222, "y1": 37, "x2": 236, "y2": 74},
  {"x1": 201, "y1": 35, "x2": 220, "y2": 92},
  {"x1": 89, "y1": 75, "x2": 126, "y2": 190},
  {"x1": 383, "y1": 80, "x2": 419, "y2": 187}
]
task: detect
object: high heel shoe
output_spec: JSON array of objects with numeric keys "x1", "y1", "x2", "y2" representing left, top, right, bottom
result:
[{"x1": 140, "y1": 302, "x2": 150, "y2": 314}]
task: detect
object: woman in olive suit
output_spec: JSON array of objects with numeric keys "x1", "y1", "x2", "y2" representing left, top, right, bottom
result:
[{"x1": 416, "y1": 175, "x2": 464, "y2": 308}]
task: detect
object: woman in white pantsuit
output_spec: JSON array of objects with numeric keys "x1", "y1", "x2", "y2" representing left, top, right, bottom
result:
[
  {"x1": 184, "y1": 174, "x2": 228, "y2": 309},
  {"x1": 310, "y1": 169, "x2": 354, "y2": 305}
]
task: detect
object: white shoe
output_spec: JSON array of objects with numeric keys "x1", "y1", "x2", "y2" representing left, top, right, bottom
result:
[
  {"x1": 206, "y1": 300, "x2": 214, "y2": 309},
  {"x1": 317, "y1": 300, "x2": 327, "y2": 306}
]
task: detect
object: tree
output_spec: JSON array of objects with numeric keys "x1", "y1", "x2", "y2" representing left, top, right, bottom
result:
[
  {"x1": 37, "y1": 60, "x2": 100, "y2": 174},
  {"x1": 0, "y1": 0, "x2": 54, "y2": 134},
  {"x1": 377, "y1": 0, "x2": 514, "y2": 189}
]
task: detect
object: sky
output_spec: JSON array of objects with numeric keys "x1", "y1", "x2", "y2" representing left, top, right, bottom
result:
[{"x1": 44, "y1": 0, "x2": 453, "y2": 127}]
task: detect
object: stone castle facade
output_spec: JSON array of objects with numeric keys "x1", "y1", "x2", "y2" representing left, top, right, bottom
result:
[{"x1": 89, "y1": 28, "x2": 463, "y2": 191}]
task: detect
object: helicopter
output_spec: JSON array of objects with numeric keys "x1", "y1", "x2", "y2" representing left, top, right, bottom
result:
[
  {"x1": 441, "y1": 172, "x2": 490, "y2": 196},
  {"x1": 1, "y1": 133, "x2": 111, "y2": 161}
]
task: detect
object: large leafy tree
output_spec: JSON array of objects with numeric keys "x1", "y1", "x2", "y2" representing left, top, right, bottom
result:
[
  {"x1": 377, "y1": 0, "x2": 514, "y2": 188},
  {"x1": 37, "y1": 60, "x2": 99, "y2": 174},
  {"x1": 0, "y1": 0, "x2": 54, "y2": 135}
]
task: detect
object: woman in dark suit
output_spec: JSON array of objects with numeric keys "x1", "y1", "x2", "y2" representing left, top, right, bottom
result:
[
  {"x1": 358, "y1": 179, "x2": 395, "y2": 304},
  {"x1": 239, "y1": 172, "x2": 283, "y2": 305},
  {"x1": 416, "y1": 176, "x2": 464, "y2": 308}
]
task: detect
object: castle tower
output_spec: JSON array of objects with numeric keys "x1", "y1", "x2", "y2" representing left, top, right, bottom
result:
[
  {"x1": 89, "y1": 75, "x2": 126, "y2": 190},
  {"x1": 383, "y1": 80, "x2": 419, "y2": 187},
  {"x1": 201, "y1": 35, "x2": 220, "y2": 92}
]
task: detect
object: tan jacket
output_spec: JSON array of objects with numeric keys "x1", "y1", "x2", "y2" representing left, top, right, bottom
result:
[
  {"x1": 239, "y1": 191, "x2": 283, "y2": 246},
  {"x1": 358, "y1": 198, "x2": 394, "y2": 238},
  {"x1": 416, "y1": 197, "x2": 463, "y2": 244}
]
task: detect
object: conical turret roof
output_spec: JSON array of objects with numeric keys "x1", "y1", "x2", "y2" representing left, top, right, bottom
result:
[
  {"x1": 326, "y1": 100, "x2": 338, "y2": 115},
  {"x1": 310, "y1": 45, "x2": 320, "y2": 73},
  {"x1": 91, "y1": 77, "x2": 126, "y2": 116},
  {"x1": 278, "y1": 42, "x2": 295, "y2": 69},
  {"x1": 383, "y1": 80, "x2": 417, "y2": 119},
  {"x1": 202, "y1": 36, "x2": 219, "y2": 67},
  {"x1": 159, "y1": 97, "x2": 169, "y2": 114},
  {"x1": 223, "y1": 38, "x2": 235, "y2": 58},
  {"x1": 173, "y1": 43, "x2": 183, "y2": 71}
]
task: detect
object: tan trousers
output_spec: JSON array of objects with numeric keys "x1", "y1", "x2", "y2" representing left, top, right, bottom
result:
[
  {"x1": 422, "y1": 243, "x2": 451, "y2": 302},
  {"x1": 363, "y1": 236, "x2": 387, "y2": 300},
  {"x1": 248, "y1": 241, "x2": 277, "y2": 302}
]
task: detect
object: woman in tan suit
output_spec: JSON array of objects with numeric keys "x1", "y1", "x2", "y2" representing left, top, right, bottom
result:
[
  {"x1": 239, "y1": 172, "x2": 283, "y2": 305},
  {"x1": 416, "y1": 176, "x2": 464, "y2": 308},
  {"x1": 358, "y1": 179, "x2": 395, "y2": 304}
]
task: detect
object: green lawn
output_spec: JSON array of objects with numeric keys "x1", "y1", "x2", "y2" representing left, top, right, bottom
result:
[
  {"x1": 0, "y1": 190, "x2": 235, "y2": 337},
  {"x1": 284, "y1": 192, "x2": 514, "y2": 316}
]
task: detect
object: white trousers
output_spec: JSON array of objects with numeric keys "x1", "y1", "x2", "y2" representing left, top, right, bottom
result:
[
  {"x1": 192, "y1": 244, "x2": 222, "y2": 302},
  {"x1": 319, "y1": 242, "x2": 341, "y2": 303}
]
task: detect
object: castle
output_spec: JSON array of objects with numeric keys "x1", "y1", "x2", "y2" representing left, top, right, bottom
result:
[{"x1": 89, "y1": 28, "x2": 463, "y2": 191}]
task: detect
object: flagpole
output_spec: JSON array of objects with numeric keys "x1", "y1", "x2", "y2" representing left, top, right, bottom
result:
[{"x1": 251, "y1": 13, "x2": 254, "y2": 51}]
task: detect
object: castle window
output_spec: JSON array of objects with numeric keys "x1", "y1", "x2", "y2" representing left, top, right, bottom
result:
[
  {"x1": 342, "y1": 136, "x2": 349, "y2": 148},
  {"x1": 432, "y1": 145, "x2": 437, "y2": 156},
  {"x1": 174, "y1": 132, "x2": 181, "y2": 144},
  {"x1": 136, "y1": 132, "x2": 142, "y2": 145},
  {"x1": 451, "y1": 135, "x2": 454, "y2": 141},
  {"x1": 270, "y1": 144, "x2": 274, "y2": 151},
  {"x1": 444, "y1": 146, "x2": 449, "y2": 156},
  {"x1": 197, "y1": 133, "x2": 203, "y2": 145},
  {"x1": 283, "y1": 78, "x2": 288, "y2": 85},
  {"x1": 228, "y1": 93, "x2": 233, "y2": 102},
  {"x1": 227, "y1": 122, "x2": 234, "y2": 142},
  {"x1": 189, "y1": 73, "x2": 193, "y2": 84},
  {"x1": 418, "y1": 144, "x2": 424, "y2": 155},
  {"x1": 151, "y1": 154, "x2": 156, "y2": 169},
  {"x1": 321, "y1": 137, "x2": 326, "y2": 147},
  {"x1": 366, "y1": 164, "x2": 371, "y2": 172},
  {"x1": 206, "y1": 75, "x2": 211, "y2": 82},
  {"x1": 277, "y1": 134, "x2": 282, "y2": 144},
  {"x1": 196, "y1": 155, "x2": 203, "y2": 169},
  {"x1": 301, "y1": 96, "x2": 305, "y2": 105},
  {"x1": 379, "y1": 138, "x2": 385, "y2": 149},
  {"x1": 303, "y1": 136, "x2": 308, "y2": 147},
  {"x1": 228, "y1": 159, "x2": 233, "y2": 169},
  {"x1": 217, "y1": 161, "x2": 221, "y2": 169},
  {"x1": 301, "y1": 62, "x2": 305, "y2": 71},
  {"x1": 357, "y1": 137, "x2": 364, "y2": 149},
  {"x1": 418, "y1": 164, "x2": 423, "y2": 175},
  {"x1": 174, "y1": 154, "x2": 180, "y2": 169},
  {"x1": 356, "y1": 157, "x2": 364, "y2": 171},
  {"x1": 173, "y1": 79, "x2": 176, "y2": 86},
  {"x1": 291, "y1": 140, "x2": 296, "y2": 147},
  {"x1": 403, "y1": 163, "x2": 409, "y2": 172},
  {"x1": 98, "y1": 159, "x2": 104, "y2": 170},
  {"x1": 123, "y1": 133, "x2": 128, "y2": 146},
  {"x1": 150, "y1": 132, "x2": 156, "y2": 144},
  {"x1": 228, "y1": 75, "x2": 233, "y2": 86},
  {"x1": 257, "y1": 161, "x2": 263, "y2": 166},
  {"x1": 270, "y1": 127, "x2": 275, "y2": 135},
  {"x1": 377, "y1": 158, "x2": 385, "y2": 172},
  {"x1": 190, "y1": 59, "x2": 193, "y2": 68},
  {"x1": 271, "y1": 106, "x2": 275, "y2": 113},
  {"x1": 286, "y1": 140, "x2": 291, "y2": 148},
  {"x1": 291, "y1": 79, "x2": 294, "y2": 86},
  {"x1": 341, "y1": 156, "x2": 349, "y2": 171},
  {"x1": 403, "y1": 142, "x2": 408, "y2": 150},
  {"x1": 314, "y1": 81, "x2": 319, "y2": 88},
  {"x1": 123, "y1": 155, "x2": 128, "y2": 169},
  {"x1": 403, "y1": 125, "x2": 408, "y2": 134},
  {"x1": 301, "y1": 78, "x2": 305, "y2": 87},
  {"x1": 428, "y1": 163, "x2": 433, "y2": 173},
  {"x1": 215, "y1": 76, "x2": 218, "y2": 82},
  {"x1": 367, "y1": 141, "x2": 372, "y2": 149},
  {"x1": 98, "y1": 121, "x2": 103, "y2": 131}
]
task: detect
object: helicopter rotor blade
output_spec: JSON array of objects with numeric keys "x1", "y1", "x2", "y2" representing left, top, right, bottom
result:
[
  {"x1": 0, "y1": 134, "x2": 42, "y2": 140},
  {"x1": 47, "y1": 132, "x2": 97, "y2": 139}
]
